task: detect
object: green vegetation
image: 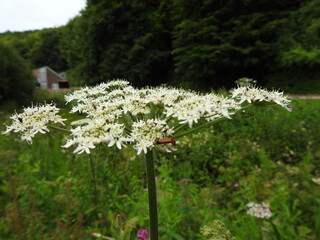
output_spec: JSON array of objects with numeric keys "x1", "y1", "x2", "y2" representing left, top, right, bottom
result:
[
  {"x1": 1, "y1": 0, "x2": 320, "y2": 93},
  {"x1": 0, "y1": 42, "x2": 34, "y2": 104},
  {"x1": 1, "y1": 95, "x2": 319, "y2": 239},
  {"x1": 0, "y1": 28, "x2": 67, "y2": 72}
]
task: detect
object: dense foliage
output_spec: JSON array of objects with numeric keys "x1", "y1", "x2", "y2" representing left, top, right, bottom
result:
[
  {"x1": 0, "y1": 42, "x2": 34, "y2": 103},
  {"x1": 0, "y1": 28, "x2": 68, "y2": 72},
  {"x1": 1, "y1": 0, "x2": 320, "y2": 92},
  {"x1": 61, "y1": 0, "x2": 320, "y2": 91},
  {"x1": 0, "y1": 93, "x2": 319, "y2": 239}
]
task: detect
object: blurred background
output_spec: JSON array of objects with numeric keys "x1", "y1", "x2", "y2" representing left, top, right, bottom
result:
[
  {"x1": 2, "y1": 0, "x2": 320, "y2": 105},
  {"x1": 0, "y1": 1, "x2": 320, "y2": 239}
]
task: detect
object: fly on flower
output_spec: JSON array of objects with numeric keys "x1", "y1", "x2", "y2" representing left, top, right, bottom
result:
[{"x1": 154, "y1": 137, "x2": 176, "y2": 146}]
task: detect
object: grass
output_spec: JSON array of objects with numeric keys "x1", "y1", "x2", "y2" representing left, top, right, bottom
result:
[{"x1": 0, "y1": 92, "x2": 319, "y2": 239}]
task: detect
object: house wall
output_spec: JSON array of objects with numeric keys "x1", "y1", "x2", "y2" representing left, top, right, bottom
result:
[
  {"x1": 39, "y1": 67, "x2": 48, "y2": 89},
  {"x1": 46, "y1": 68, "x2": 62, "y2": 89},
  {"x1": 33, "y1": 66, "x2": 69, "y2": 89}
]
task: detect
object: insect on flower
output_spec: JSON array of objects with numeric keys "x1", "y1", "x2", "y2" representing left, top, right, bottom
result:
[{"x1": 154, "y1": 137, "x2": 176, "y2": 146}]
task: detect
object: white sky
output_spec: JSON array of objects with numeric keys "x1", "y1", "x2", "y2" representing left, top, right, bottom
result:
[{"x1": 0, "y1": 0, "x2": 86, "y2": 33}]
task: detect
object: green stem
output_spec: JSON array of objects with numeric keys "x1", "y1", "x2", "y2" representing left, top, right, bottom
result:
[
  {"x1": 173, "y1": 117, "x2": 225, "y2": 139},
  {"x1": 173, "y1": 104, "x2": 252, "y2": 139},
  {"x1": 145, "y1": 150, "x2": 158, "y2": 240},
  {"x1": 173, "y1": 123, "x2": 187, "y2": 134},
  {"x1": 48, "y1": 124, "x2": 71, "y2": 133},
  {"x1": 89, "y1": 155, "x2": 98, "y2": 205},
  {"x1": 269, "y1": 220, "x2": 281, "y2": 240}
]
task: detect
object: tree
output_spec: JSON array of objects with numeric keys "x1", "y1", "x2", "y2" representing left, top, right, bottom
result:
[
  {"x1": 29, "y1": 28, "x2": 68, "y2": 72},
  {"x1": 0, "y1": 42, "x2": 34, "y2": 103},
  {"x1": 62, "y1": 0, "x2": 173, "y2": 87},
  {"x1": 172, "y1": 0, "x2": 308, "y2": 89}
]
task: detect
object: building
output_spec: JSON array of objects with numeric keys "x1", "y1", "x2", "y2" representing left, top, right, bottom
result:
[{"x1": 33, "y1": 66, "x2": 69, "y2": 89}]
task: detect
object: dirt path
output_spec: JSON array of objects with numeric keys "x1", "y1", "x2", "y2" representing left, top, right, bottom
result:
[{"x1": 289, "y1": 95, "x2": 320, "y2": 99}]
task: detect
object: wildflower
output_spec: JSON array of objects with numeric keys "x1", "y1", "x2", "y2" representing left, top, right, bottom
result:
[
  {"x1": 312, "y1": 178, "x2": 320, "y2": 185},
  {"x1": 235, "y1": 77, "x2": 257, "y2": 87},
  {"x1": 137, "y1": 229, "x2": 149, "y2": 240},
  {"x1": 130, "y1": 119, "x2": 174, "y2": 155},
  {"x1": 246, "y1": 202, "x2": 272, "y2": 219},
  {"x1": 2, "y1": 103, "x2": 66, "y2": 143},
  {"x1": 200, "y1": 220, "x2": 235, "y2": 240},
  {"x1": 234, "y1": 183, "x2": 239, "y2": 188},
  {"x1": 90, "y1": 232, "x2": 110, "y2": 239},
  {"x1": 3, "y1": 80, "x2": 291, "y2": 155},
  {"x1": 231, "y1": 86, "x2": 291, "y2": 111},
  {"x1": 180, "y1": 178, "x2": 188, "y2": 183}
]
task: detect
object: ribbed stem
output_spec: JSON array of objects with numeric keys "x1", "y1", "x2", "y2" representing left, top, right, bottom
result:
[
  {"x1": 47, "y1": 124, "x2": 71, "y2": 133},
  {"x1": 145, "y1": 150, "x2": 158, "y2": 240}
]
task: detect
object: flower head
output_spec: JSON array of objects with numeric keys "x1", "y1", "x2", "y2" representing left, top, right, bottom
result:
[
  {"x1": 246, "y1": 202, "x2": 272, "y2": 219},
  {"x1": 2, "y1": 103, "x2": 66, "y2": 143},
  {"x1": 130, "y1": 119, "x2": 174, "y2": 155},
  {"x1": 180, "y1": 178, "x2": 188, "y2": 183},
  {"x1": 4, "y1": 80, "x2": 291, "y2": 155},
  {"x1": 137, "y1": 229, "x2": 149, "y2": 240},
  {"x1": 201, "y1": 220, "x2": 235, "y2": 240},
  {"x1": 231, "y1": 86, "x2": 291, "y2": 111}
]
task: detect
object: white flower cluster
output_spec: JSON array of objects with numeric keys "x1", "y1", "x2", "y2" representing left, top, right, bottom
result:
[
  {"x1": 165, "y1": 94, "x2": 241, "y2": 127},
  {"x1": 131, "y1": 119, "x2": 174, "y2": 154},
  {"x1": 246, "y1": 202, "x2": 272, "y2": 219},
  {"x1": 200, "y1": 220, "x2": 235, "y2": 240},
  {"x1": 2, "y1": 103, "x2": 66, "y2": 143},
  {"x1": 3, "y1": 80, "x2": 291, "y2": 155},
  {"x1": 62, "y1": 119, "x2": 130, "y2": 154},
  {"x1": 231, "y1": 86, "x2": 291, "y2": 111},
  {"x1": 235, "y1": 77, "x2": 257, "y2": 87},
  {"x1": 61, "y1": 80, "x2": 244, "y2": 154}
]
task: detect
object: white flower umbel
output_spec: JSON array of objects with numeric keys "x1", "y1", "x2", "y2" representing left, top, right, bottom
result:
[
  {"x1": 62, "y1": 118, "x2": 130, "y2": 154},
  {"x1": 2, "y1": 103, "x2": 66, "y2": 143},
  {"x1": 3, "y1": 80, "x2": 291, "y2": 154},
  {"x1": 247, "y1": 202, "x2": 273, "y2": 219},
  {"x1": 61, "y1": 81, "x2": 291, "y2": 154},
  {"x1": 164, "y1": 93, "x2": 240, "y2": 127},
  {"x1": 130, "y1": 119, "x2": 174, "y2": 155},
  {"x1": 231, "y1": 86, "x2": 291, "y2": 111}
]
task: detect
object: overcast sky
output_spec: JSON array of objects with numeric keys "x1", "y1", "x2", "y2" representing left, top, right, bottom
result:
[{"x1": 0, "y1": 0, "x2": 86, "y2": 33}]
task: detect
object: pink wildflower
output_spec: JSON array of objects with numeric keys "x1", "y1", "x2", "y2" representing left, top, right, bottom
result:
[
  {"x1": 137, "y1": 229, "x2": 149, "y2": 240},
  {"x1": 180, "y1": 178, "x2": 188, "y2": 183}
]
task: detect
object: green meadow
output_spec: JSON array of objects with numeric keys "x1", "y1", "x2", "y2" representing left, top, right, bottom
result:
[{"x1": 0, "y1": 93, "x2": 319, "y2": 240}]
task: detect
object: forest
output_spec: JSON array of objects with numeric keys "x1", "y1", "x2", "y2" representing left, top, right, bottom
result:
[{"x1": 1, "y1": 0, "x2": 320, "y2": 103}]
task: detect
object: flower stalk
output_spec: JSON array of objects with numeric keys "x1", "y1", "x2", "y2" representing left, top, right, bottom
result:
[
  {"x1": 48, "y1": 124, "x2": 71, "y2": 133},
  {"x1": 144, "y1": 150, "x2": 158, "y2": 240},
  {"x1": 269, "y1": 220, "x2": 281, "y2": 240}
]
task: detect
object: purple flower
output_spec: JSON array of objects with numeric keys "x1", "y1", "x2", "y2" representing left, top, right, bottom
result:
[
  {"x1": 234, "y1": 183, "x2": 239, "y2": 187},
  {"x1": 137, "y1": 229, "x2": 149, "y2": 240}
]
